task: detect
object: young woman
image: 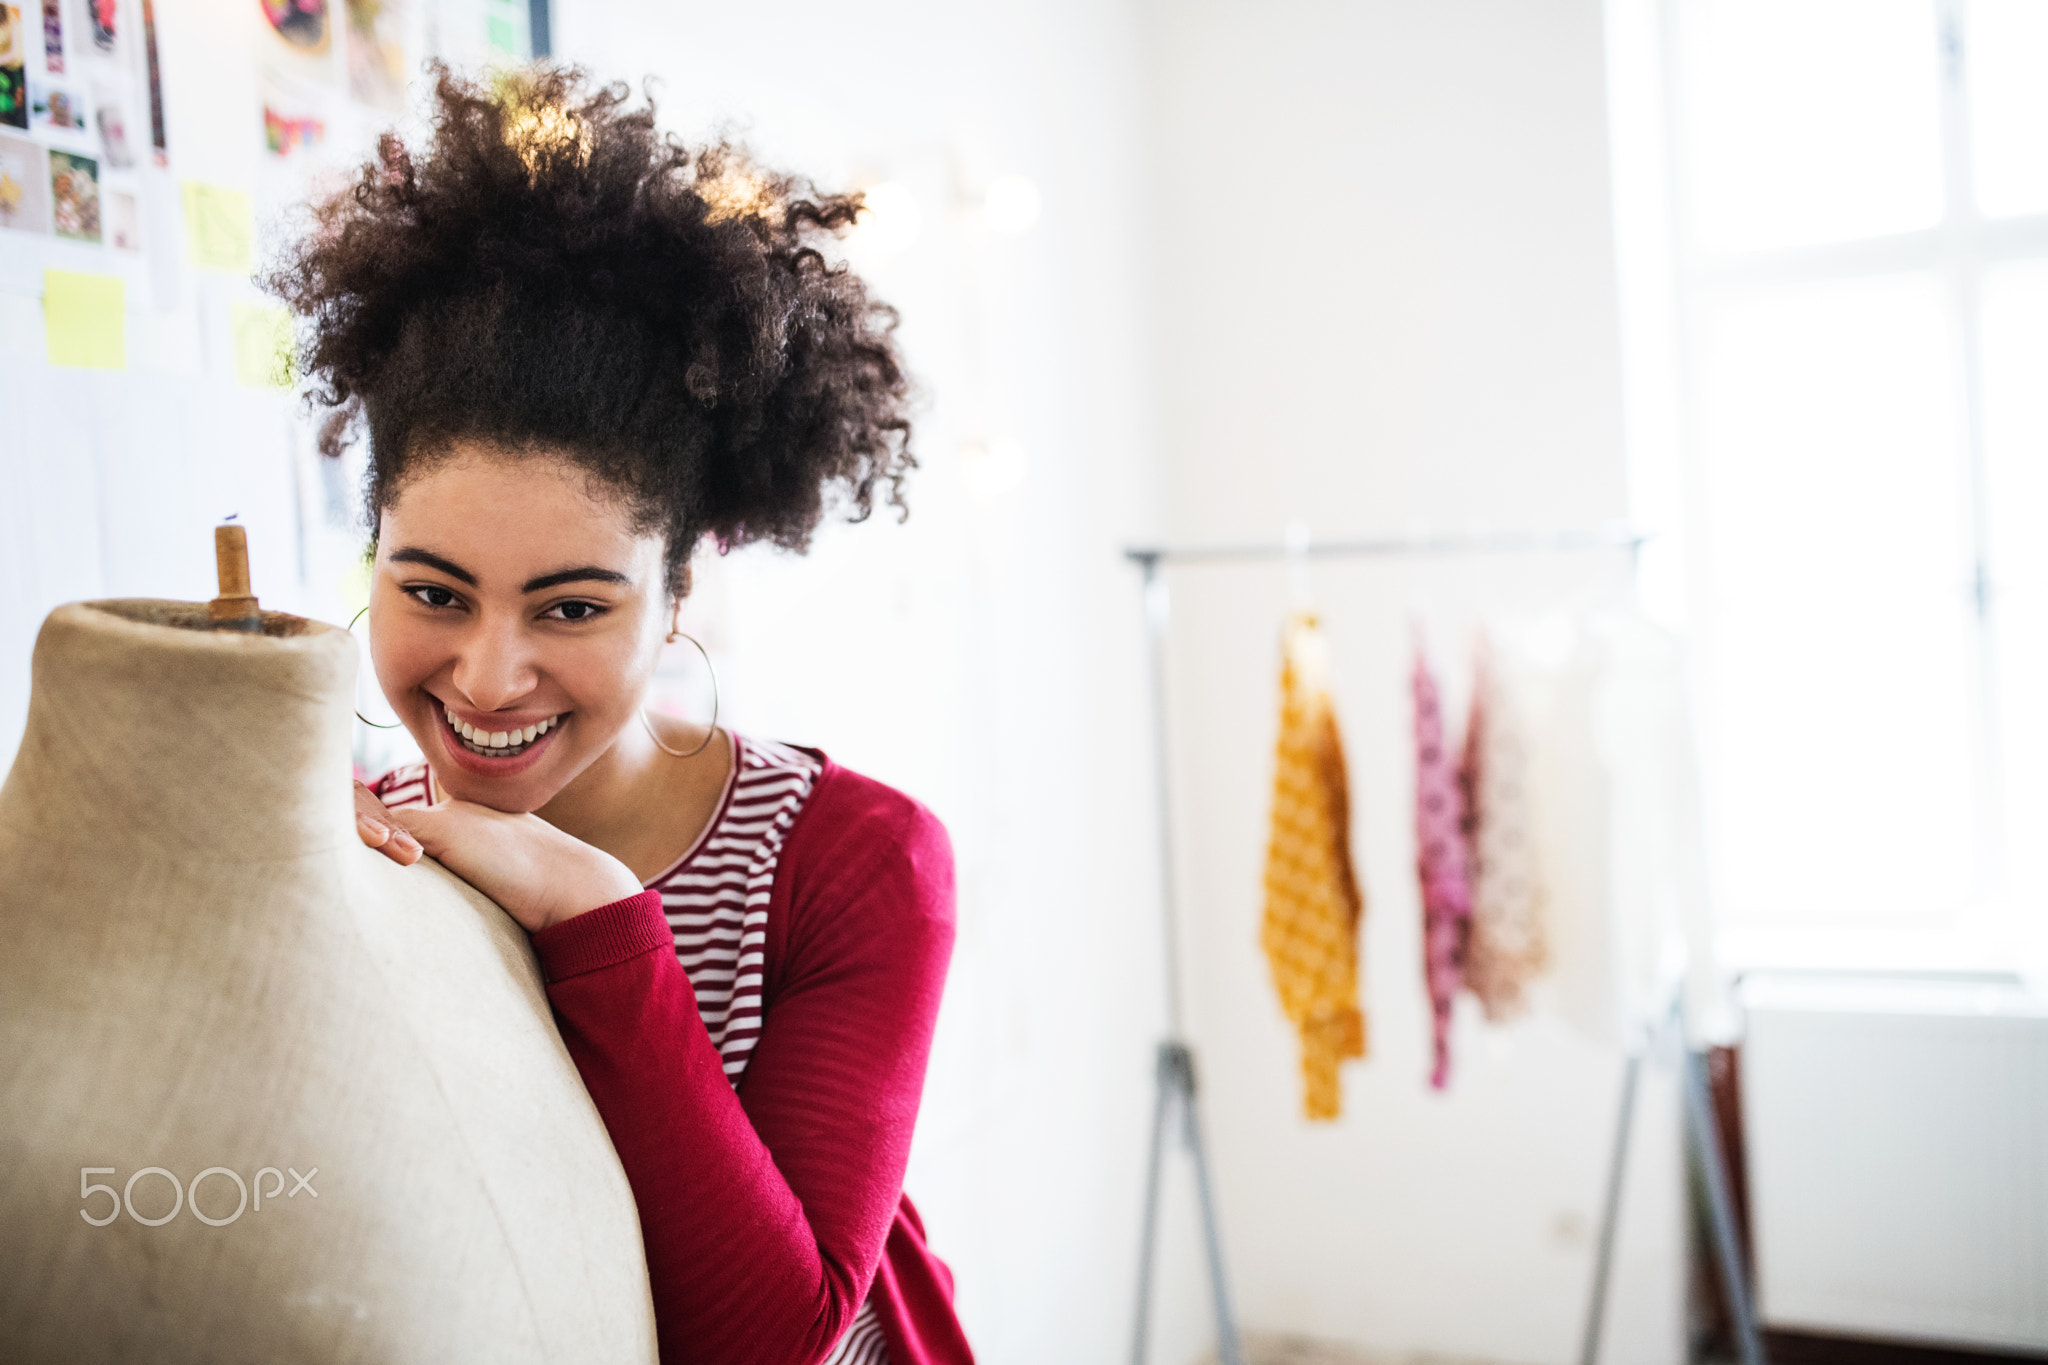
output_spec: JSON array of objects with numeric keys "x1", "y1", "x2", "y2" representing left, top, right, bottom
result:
[{"x1": 273, "y1": 68, "x2": 970, "y2": 1365}]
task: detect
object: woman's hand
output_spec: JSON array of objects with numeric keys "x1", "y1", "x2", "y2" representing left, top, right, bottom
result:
[
  {"x1": 352, "y1": 780, "x2": 643, "y2": 933},
  {"x1": 357, "y1": 781, "x2": 424, "y2": 866}
]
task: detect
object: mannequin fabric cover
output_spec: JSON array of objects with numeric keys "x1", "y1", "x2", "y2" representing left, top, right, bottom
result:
[
  {"x1": 0, "y1": 600, "x2": 655, "y2": 1364},
  {"x1": 1260, "y1": 613, "x2": 1367, "y2": 1121}
]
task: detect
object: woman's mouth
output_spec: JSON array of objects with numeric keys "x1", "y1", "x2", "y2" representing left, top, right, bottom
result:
[{"x1": 444, "y1": 703, "x2": 560, "y2": 759}]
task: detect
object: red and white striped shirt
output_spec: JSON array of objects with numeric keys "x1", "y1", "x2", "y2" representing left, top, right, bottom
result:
[{"x1": 373, "y1": 733, "x2": 893, "y2": 1365}]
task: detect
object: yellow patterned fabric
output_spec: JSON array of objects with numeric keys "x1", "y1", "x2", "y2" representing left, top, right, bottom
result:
[{"x1": 1261, "y1": 613, "x2": 1367, "y2": 1121}]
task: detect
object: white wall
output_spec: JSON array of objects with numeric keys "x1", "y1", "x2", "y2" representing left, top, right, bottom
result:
[{"x1": 1137, "y1": 2, "x2": 1687, "y2": 1362}]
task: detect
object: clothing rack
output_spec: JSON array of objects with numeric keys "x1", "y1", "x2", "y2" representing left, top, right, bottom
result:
[
  {"x1": 1125, "y1": 524, "x2": 1647, "y2": 570},
  {"x1": 1120, "y1": 527, "x2": 1764, "y2": 1365}
]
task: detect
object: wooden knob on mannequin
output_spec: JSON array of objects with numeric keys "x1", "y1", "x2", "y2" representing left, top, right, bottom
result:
[{"x1": 209, "y1": 523, "x2": 263, "y2": 632}]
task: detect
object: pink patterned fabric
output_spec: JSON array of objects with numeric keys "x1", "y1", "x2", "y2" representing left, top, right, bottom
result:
[{"x1": 1413, "y1": 649, "x2": 1473, "y2": 1090}]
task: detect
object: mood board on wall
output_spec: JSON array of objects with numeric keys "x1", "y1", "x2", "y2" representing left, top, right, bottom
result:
[{"x1": 0, "y1": 0, "x2": 537, "y2": 774}]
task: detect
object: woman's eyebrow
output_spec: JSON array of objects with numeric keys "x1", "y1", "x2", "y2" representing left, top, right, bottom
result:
[
  {"x1": 388, "y1": 547, "x2": 477, "y2": 585},
  {"x1": 522, "y1": 566, "x2": 634, "y2": 593}
]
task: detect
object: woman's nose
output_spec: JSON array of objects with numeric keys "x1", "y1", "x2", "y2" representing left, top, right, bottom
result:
[{"x1": 449, "y1": 617, "x2": 540, "y2": 713}]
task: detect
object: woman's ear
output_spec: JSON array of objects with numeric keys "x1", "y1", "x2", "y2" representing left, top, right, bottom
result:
[{"x1": 663, "y1": 556, "x2": 693, "y2": 642}]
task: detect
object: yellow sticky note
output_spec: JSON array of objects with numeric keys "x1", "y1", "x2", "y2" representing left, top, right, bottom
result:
[
  {"x1": 43, "y1": 270, "x2": 126, "y2": 370},
  {"x1": 182, "y1": 182, "x2": 253, "y2": 273},
  {"x1": 232, "y1": 304, "x2": 294, "y2": 388}
]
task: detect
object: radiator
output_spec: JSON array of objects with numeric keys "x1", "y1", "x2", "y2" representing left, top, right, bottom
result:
[{"x1": 1740, "y1": 973, "x2": 2048, "y2": 1354}]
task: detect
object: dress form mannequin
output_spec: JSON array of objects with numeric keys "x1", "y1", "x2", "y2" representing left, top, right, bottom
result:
[{"x1": 0, "y1": 599, "x2": 657, "y2": 1363}]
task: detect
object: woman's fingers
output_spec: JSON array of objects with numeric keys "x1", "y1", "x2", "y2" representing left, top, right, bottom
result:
[
  {"x1": 378, "y1": 803, "x2": 522, "y2": 893},
  {"x1": 353, "y1": 780, "x2": 424, "y2": 865},
  {"x1": 381, "y1": 801, "x2": 462, "y2": 859}
]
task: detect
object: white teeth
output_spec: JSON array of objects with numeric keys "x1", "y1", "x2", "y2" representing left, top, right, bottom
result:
[{"x1": 444, "y1": 708, "x2": 560, "y2": 757}]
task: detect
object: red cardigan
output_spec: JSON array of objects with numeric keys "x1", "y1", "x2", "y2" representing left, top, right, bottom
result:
[{"x1": 529, "y1": 757, "x2": 973, "y2": 1365}]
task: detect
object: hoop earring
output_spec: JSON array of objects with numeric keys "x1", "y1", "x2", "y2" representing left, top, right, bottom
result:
[
  {"x1": 347, "y1": 606, "x2": 403, "y2": 730},
  {"x1": 643, "y1": 631, "x2": 719, "y2": 760}
]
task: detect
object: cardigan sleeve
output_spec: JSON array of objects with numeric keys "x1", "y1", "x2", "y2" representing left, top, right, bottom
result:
[{"x1": 531, "y1": 763, "x2": 956, "y2": 1365}]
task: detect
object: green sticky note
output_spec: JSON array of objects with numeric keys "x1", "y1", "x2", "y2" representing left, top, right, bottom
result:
[
  {"x1": 182, "y1": 182, "x2": 253, "y2": 273},
  {"x1": 231, "y1": 304, "x2": 293, "y2": 388},
  {"x1": 43, "y1": 270, "x2": 126, "y2": 370}
]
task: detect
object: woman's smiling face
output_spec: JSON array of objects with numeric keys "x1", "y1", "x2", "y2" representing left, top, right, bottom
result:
[{"x1": 368, "y1": 445, "x2": 675, "y2": 813}]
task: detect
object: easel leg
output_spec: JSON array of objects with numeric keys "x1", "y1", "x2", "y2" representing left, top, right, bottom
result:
[
  {"x1": 1682, "y1": 1049, "x2": 1767, "y2": 1365},
  {"x1": 1579, "y1": 1048, "x2": 1643, "y2": 1365}
]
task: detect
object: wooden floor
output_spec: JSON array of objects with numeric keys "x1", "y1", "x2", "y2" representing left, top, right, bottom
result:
[
  {"x1": 1198, "y1": 1329, "x2": 2047, "y2": 1365},
  {"x1": 1201, "y1": 1333, "x2": 1509, "y2": 1365}
]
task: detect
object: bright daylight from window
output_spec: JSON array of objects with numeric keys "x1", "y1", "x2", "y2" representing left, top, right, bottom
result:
[{"x1": 1646, "y1": 0, "x2": 2048, "y2": 965}]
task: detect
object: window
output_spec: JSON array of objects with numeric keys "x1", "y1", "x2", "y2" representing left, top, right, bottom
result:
[{"x1": 1609, "y1": 0, "x2": 2048, "y2": 967}]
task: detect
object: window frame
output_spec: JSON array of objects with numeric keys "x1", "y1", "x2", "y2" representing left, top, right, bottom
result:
[{"x1": 1613, "y1": 0, "x2": 2048, "y2": 973}]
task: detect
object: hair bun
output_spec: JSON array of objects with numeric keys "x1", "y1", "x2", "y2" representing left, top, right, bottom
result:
[{"x1": 267, "y1": 62, "x2": 915, "y2": 593}]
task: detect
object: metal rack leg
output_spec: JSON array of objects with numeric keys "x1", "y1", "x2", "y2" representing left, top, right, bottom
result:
[
  {"x1": 1131, "y1": 1041, "x2": 1247, "y2": 1365},
  {"x1": 1682, "y1": 1049, "x2": 1767, "y2": 1365},
  {"x1": 1579, "y1": 1048, "x2": 1644, "y2": 1365},
  {"x1": 1181, "y1": 1056, "x2": 1246, "y2": 1365},
  {"x1": 1132, "y1": 1049, "x2": 1173, "y2": 1365}
]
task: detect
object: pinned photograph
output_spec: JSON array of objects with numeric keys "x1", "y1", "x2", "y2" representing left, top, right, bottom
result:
[
  {"x1": 105, "y1": 186, "x2": 136, "y2": 249},
  {"x1": 0, "y1": 5, "x2": 27, "y2": 131},
  {"x1": 0, "y1": 129, "x2": 49, "y2": 231},
  {"x1": 345, "y1": 0, "x2": 406, "y2": 114},
  {"x1": 94, "y1": 92, "x2": 130, "y2": 166},
  {"x1": 261, "y1": 0, "x2": 329, "y2": 55},
  {"x1": 39, "y1": 0, "x2": 58, "y2": 72},
  {"x1": 262, "y1": 65, "x2": 327, "y2": 159},
  {"x1": 263, "y1": 104, "x2": 323, "y2": 158},
  {"x1": 88, "y1": 0, "x2": 111, "y2": 52},
  {"x1": 49, "y1": 146, "x2": 98, "y2": 241},
  {"x1": 30, "y1": 78, "x2": 84, "y2": 131}
]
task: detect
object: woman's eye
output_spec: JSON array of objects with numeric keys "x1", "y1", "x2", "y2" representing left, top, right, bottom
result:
[
  {"x1": 550, "y1": 601, "x2": 603, "y2": 621},
  {"x1": 410, "y1": 585, "x2": 458, "y2": 609}
]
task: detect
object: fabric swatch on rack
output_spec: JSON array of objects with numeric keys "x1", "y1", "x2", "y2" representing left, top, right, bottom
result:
[
  {"x1": 1260, "y1": 612, "x2": 1367, "y2": 1121},
  {"x1": 1459, "y1": 635, "x2": 1550, "y2": 1021},
  {"x1": 1413, "y1": 646, "x2": 1472, "y2": 1090},
  {"x1": 1519, "y1": 610, "x2": 1713, "y2": 1047}
]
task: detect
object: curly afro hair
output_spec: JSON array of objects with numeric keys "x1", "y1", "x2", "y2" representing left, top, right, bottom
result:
[{"x1": 268, "y1": 64, "x2": 914, "y2": 593}]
